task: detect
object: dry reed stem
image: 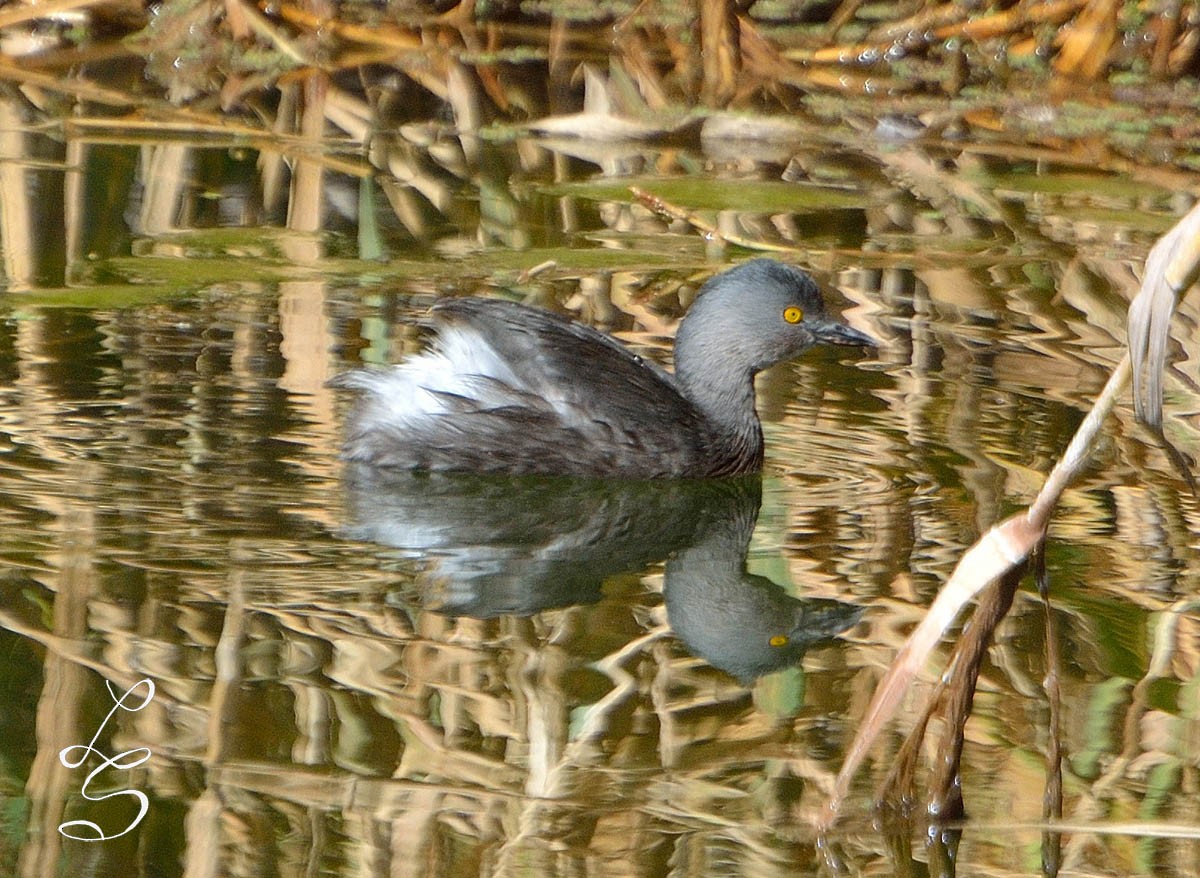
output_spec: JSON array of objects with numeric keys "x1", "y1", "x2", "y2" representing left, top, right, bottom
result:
[
  {"x1": 1038, "y1": 551, "x2": 1065, "y2": 873},
  {"x1": 63, "y1": 115, "x2": 371, "y2": 177},
  {"x1": 970, "y1": 820, "x2": 1200, "y2": 839},
  {"x1": 1053, "y1": 0, "x2": 1120, "y2": 80},
  {"x1": 875, "y1": 566, "x2": 1023, "y2": 819},
  {"x1": 230, "y1": 0, "x2": 313, "y2": 65},
  {"x1": 789, "y1": 0, "x2": 1087, "y2": 63},
  {"x1": 629, "y1": 186, "x2": 804, "y2": 254},
  {"x1": 270, "y1": 0, "x2": 423, "y2": 49},
  {"x1": 0, "y1": 0, "x2": 112, "y2": 29}
]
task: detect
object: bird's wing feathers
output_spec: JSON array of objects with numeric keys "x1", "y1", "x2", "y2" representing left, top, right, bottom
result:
[
  {"x1": 432, "y1": 298, "x2": 688, "y2": 417},
  {"x1": 338, "y1": 298, "x2": 710, "y2": 477}
]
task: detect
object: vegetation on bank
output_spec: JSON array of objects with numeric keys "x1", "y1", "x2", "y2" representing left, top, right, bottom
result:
[{"x1": 0, "y1": 0, "x2": 1198, "y2": 174}]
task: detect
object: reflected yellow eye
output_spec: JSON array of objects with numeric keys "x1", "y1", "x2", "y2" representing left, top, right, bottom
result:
[
  {"x1": 769, "y1": 634, "x2": 789, "y2": 648},
  {"x1": 783, "y1": 306, "x2": 803, "y2": 324}
]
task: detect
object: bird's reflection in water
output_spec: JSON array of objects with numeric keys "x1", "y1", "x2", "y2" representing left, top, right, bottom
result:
[
  {"x1": 662, "y1": 479, "x2": 863, "y2": 682},
  {"x1": 343, "y1": 465, "x2": 862, "y2": 682}
]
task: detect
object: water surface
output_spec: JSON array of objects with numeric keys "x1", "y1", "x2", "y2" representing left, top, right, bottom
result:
[{"x1": 1, "y1": 87, "x2": 1199, "y2": 877}]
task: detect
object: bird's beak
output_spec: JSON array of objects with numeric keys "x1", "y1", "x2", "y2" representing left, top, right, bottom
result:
[{"x1": 812, "y1": 318, "x2": 877, "y2": 348}]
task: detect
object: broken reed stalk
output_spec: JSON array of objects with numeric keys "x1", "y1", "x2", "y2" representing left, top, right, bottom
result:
[
  {"x1": 923, "y1": 566, "x2": 1022, "y2": 819},
  {"x1": 819, "y1": 352, "x2": 1132, "y2": 829},
  {"x1": 876, "y1": 564, "x2": 1024, "y2": 820},
  {"x1": 820, "y1": 197, "x2": 1200, "y2": 829}
]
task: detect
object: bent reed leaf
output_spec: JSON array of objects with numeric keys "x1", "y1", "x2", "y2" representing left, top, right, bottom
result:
[{"x1": 1129, "y1": 200, "x2": 1200, "y2": 428}]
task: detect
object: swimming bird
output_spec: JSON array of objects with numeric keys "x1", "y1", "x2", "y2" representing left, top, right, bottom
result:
[{"x1": 332, "y1": 258, "x2": 875, "y2": 478}]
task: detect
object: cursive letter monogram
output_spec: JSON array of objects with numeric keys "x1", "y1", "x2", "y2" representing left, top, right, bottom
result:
[{"x1": 57, "y1": 677, "x2": 155, "y2": 842}]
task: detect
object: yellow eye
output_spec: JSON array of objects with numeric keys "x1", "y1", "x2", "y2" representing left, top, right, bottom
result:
[
  {"x1": 783, "y1": 306, "x2": 803, "y2": 324},
  {"x1": 769, "y1": 634, "x2": 789, "y2": 648}
]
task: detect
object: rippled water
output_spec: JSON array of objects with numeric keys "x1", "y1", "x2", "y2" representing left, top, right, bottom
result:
[{"x1": 2, "y1": 102, "x2": 1200, "y2": 877}]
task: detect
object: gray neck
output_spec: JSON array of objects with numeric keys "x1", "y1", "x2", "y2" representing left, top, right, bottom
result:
[{"x1": 675, "y1": 341, "x2": 765, "y2": 475}]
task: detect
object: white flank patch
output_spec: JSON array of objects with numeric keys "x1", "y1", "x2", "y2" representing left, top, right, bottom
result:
[{"x1": 347, "y1": 325, "x2": 526, "y2": 426}]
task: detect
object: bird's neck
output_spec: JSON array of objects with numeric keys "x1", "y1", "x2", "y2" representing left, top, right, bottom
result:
[{"x1": 675, "y1": 349, "x2": 765, "y2": 475}]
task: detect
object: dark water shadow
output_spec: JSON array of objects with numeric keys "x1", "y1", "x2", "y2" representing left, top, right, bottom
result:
[{"x1": 342, "y1": 465, "x2": 862, "y2": 681}]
